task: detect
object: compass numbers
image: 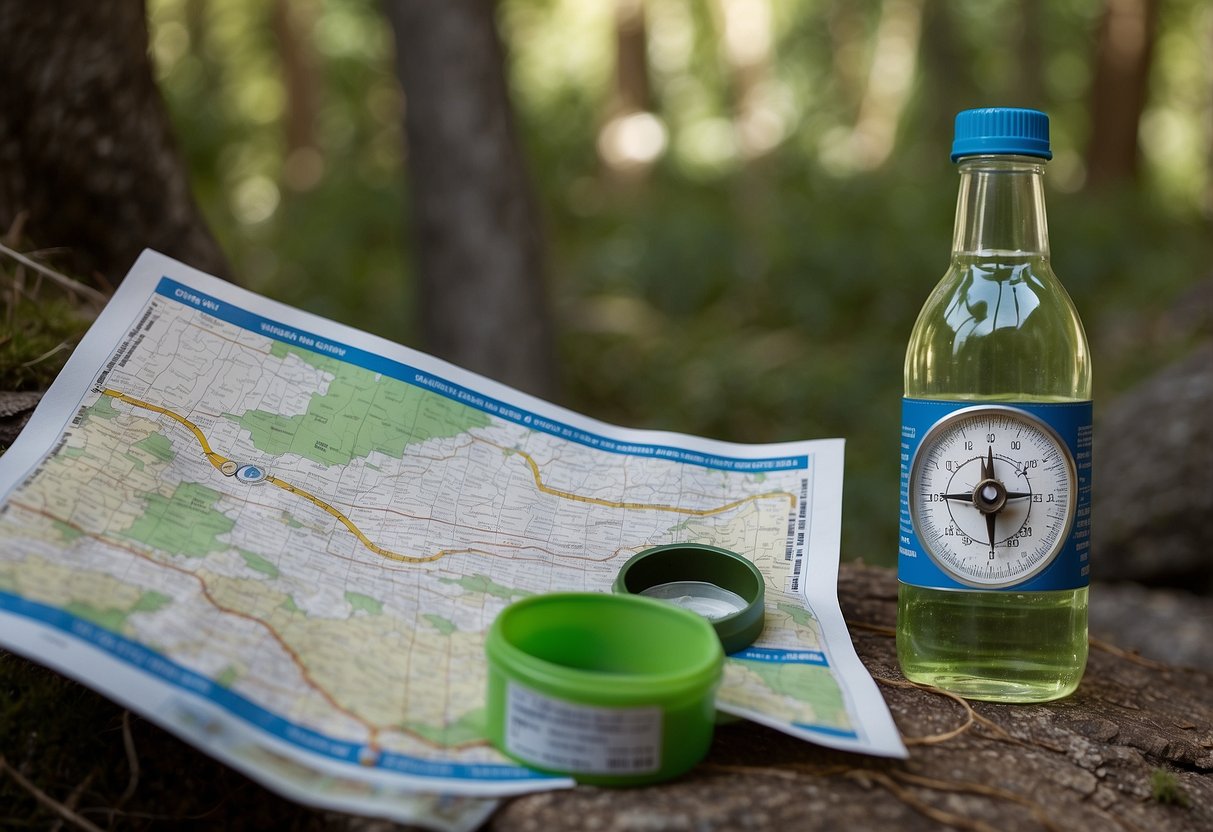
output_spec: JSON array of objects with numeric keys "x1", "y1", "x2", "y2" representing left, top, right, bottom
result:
[{"x1": 907, "y1": 406, "x2": 1078, "y2": 589}]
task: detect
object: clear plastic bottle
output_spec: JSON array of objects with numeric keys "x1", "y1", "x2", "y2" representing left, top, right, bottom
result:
[{"x1": 896, "y1": 109, "x2": 1092, "y2": 702}]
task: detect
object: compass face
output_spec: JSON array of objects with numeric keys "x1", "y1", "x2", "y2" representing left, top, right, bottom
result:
[{"x1": 907, "y1": 405, "x2": 1078, "y2": 589}]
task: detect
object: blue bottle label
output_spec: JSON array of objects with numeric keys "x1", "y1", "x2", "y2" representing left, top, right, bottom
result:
[{"x1": 899, "y1": 398, "x2": 1092, "y2": 591}]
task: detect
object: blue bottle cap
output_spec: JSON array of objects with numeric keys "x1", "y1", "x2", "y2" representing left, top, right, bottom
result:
[{"x1": 951, "y1": 107, "x2": 1051, "y2": 162}]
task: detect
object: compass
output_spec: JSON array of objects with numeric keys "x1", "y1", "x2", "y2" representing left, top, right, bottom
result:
[{"x1": 907, "y1": 405, "x2": 1078, "y2": 589}]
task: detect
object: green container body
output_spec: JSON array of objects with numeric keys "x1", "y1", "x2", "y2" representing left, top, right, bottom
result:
[{"x1": 485, "y1": 592, "x2": 723, "y2": 786}]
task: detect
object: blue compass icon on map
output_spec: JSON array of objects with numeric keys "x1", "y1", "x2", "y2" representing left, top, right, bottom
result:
[{"x1": 234, "y1": 464, "x2": 268, "y2": 484}]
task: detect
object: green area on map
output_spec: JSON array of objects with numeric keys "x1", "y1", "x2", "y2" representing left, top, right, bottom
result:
[
  {"x1": 65, "y1": 590, "x2": 173, "y2": 633},
  {"x1": 439, "y1": 574, "x2": 531, "y2": 601},
  {"x1": 124, "y1": 482, "x2": 234, "y2": 558},
  {"x1": 231, "y1": 344, "x2": 490, "y2": 467}
]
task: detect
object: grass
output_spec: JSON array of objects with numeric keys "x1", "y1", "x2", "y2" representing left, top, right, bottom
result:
[
  {"x1": 0, "y1": 243, "x2": 101, "y2": 393},
  {"x1": 1149, "y1": 767, "x2": 1191, "y2": 808}
]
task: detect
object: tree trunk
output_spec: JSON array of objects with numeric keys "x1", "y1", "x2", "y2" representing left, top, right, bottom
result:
[
  {"x1": 918, "y1": 2, "x2": 976, "y2": 151},
  {"x1": 614, "y1": 0, "x2": 652, "y2": 115},
  {"x1": 1016, "y1": 0, "x2": 1046, "y2": 107},
  {"x1": 0, "y1": 0, "x2": 230, "y2": 286},
  {"x1": 837, "y1": 0, "x2": 925, "y2": 171},
  {"x1": 271, "y1": 0, "x2": 324, "y2": 193},
  {"x1": 1085, "y1": 0, "x2": 1161, "y2": 188},
  {"x1": 383, "y1": 0, "x2": 558, "y2": 401}
]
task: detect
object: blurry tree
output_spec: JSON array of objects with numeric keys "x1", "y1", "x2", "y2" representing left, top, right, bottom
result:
[
  {"x1": 615, "y1": 0, "x2": 653, "y2": 116},
  {"x1": 1015, "y1": 0, "x2": 1046, "y2": 107},
  {"x1": 713, "y1": 0, "x2": 776, "y2": 161},
  {"x1": 0, "y1": 0, "x2": 229, "y2": 285},
  {"x1": 383, "y1": 0, "x2": 558, "y2": 399},
  {"x1": 597, "y1": 0, "x2": 661, "y2": 180},
  {"x1": 271, "y1": 0, "x2": 323, "y2": 191},
  {"x1": 1086, "y1": 0, "x2": 1161, "y2": 186},
  {"x1": 840, "y1": 0, "x2": 924, "y2": 171},
  {"x1": 918, "y1": 3, "x2": 977, "y2": 144}
]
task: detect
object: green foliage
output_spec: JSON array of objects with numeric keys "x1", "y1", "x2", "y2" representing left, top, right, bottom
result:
[
  {"x1": 144, "y1": 0, "x2": 1212, "y2": 566},
  {"x1": 149, "y1": 0, "x2": 413, "y2": 345},
  {"x1": 1149, "y1": 767, "x2": 1191, "y2": 807},
  {"x1": 0, "y1": 262, "x2": 96, "y2": 392}
]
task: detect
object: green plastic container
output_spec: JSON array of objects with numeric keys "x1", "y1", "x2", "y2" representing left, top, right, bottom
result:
[
  {"x1": 613, "y1": 543, "x2": 766, "y2": 654},
  {"x1": 485, "y1": 592, "x2": 724, "y2": 786}
]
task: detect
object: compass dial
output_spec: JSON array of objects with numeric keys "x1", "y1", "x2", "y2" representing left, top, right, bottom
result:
[{"x1": 908, "y1": 405, "x2": 1078, "y2": 588}]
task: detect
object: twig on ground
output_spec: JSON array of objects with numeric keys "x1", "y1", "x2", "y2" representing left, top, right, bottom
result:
[
  {"x1": 0, "y1": 755, "x2": 105, "y2": 832},
  {"x1": 700, "y1": 762, "x2": 856, "y2": 780},
  {"x1": 891, "y1": 770, "x2": 1064, "y2": 832},
  {"x1": 48, "y1": 770, "x2": 96, "y2": 832},
  {"x1": 19, "y1": 340, "x2": 74, "y2": 368},
  {"x1": 875, "y1": 675, "x2": 977, "y2": 745},
  {"x1": 118, "y1": 710, "x2": 141, "y2": 808},
  {"x1": 846, "y1": 618, "x2": 896, "y2": 637},
  {"x1": 1089, "y1": 636, "x2": 1172, "y2": 670},
  {"x1": 849, "y1": 769, "x2": 1003, "y2": 832},
  {"x1": 0, "y1": 241, "x2": 107, "y2": 306}
]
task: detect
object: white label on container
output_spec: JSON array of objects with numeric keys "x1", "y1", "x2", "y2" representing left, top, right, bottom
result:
[{"x1": 504, "y1": 681, "x2": 662, "y2": 775}]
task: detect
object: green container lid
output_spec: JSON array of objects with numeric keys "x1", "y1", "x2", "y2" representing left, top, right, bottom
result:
[
  {"x1": 485, "y1": 592, "x2": 723, "y2": 787},
  {"x1": 613, "y1": 544, "x2": 766, "y2": 654}
]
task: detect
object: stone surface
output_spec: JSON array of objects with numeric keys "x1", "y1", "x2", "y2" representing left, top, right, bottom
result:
[
  {"x1": 0, "y1": 390, "x2": 40, "y2": 446},
  {"x1": 1090, "y1": 581, "x2": 1213, "y2": 670},
  {"x1": 1093, "y1": 341, "x2": 1213, "y2": 592}
]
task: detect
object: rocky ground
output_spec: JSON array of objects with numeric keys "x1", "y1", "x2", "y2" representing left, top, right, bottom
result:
[{"x1": 1090, "y1": 582, "x2": 1213, "y2": 671}]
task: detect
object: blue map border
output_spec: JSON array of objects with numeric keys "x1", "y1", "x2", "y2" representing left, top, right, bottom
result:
[
  {"x1": 155, "y1": 278, "x2": 810, "y2": 475},
  {"x1": 0, "y1": 589, "x2": 557, "y2": 783}
]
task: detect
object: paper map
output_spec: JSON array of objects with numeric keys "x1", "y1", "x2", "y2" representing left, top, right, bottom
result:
[{"x1": 0, "y1": 251, "x2": 905, "y2": 831}]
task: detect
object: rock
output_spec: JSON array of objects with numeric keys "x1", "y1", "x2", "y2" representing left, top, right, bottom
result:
[
  {"x1": 1090, "y1": 581, "x2": 1213, "y2": 670},
  {"x1": 0, "y1": 390, "x2": 41, "y2": 446},
  {"x1": 1093, "y1": 341, "x2": 1213, "y2": 592}
]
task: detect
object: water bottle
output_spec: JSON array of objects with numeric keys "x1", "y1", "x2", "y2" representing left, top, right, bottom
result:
[{"x1": 896, "y1": 108, "x2": 1092, "y2": 702}]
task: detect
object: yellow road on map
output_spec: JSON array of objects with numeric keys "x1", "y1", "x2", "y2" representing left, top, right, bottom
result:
[{"x1": 101, "y1": 388, "x2": 795, "y2": 565}]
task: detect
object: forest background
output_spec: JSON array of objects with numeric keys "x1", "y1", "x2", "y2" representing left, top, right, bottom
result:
[{"x1": 11, "y1": 0, "x2": 1213, "y2": 567}]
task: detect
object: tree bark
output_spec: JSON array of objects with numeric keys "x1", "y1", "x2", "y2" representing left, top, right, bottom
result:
[
  {"x1": 383, "y1": 0, "x2": 558, "y2": 401},
  {"x1": 0, "y1": 0, "x2": 230, "y2": 285}
]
